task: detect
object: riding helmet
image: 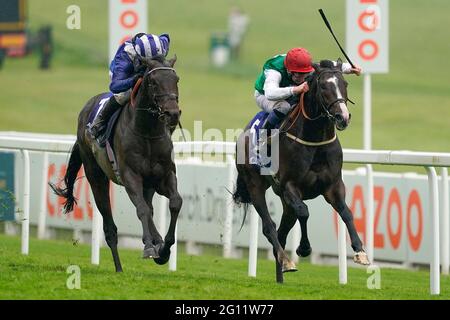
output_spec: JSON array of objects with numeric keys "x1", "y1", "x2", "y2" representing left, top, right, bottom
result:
[
  {"x1": 284, "y1": 47, "x2": 314, "y2": 73},
  {"x1": 133, "y1": 33, "x2": 170, "y2": 58}
]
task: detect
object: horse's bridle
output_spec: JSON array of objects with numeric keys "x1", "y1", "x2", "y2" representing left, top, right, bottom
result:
[
  {"x1": 135, "y1": 67, "x2": 179, "y2": 120},
  {"x1": 310, "y1": 69, "x2": 348, "y2": 122}
]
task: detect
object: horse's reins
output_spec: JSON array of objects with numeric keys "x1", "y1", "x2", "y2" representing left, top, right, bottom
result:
[{"x1": 279, "y1": 93, "x2": 336, "y2": 146}]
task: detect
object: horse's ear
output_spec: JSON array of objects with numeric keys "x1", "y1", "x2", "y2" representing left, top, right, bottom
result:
[
  {"x1": 313, "y1": 63, "x2": 320, "y2": 73},
  {"x1": 168, "y1": 54, "x2": 177, "y2": 67},
  {"x1": 336, "y1": 58, "x2": 343, "y2": 69}
]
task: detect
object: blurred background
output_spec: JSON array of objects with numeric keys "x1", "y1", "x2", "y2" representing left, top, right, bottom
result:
[{"x1": 1, "y1": 0, "x2": 449, "y2": 152}]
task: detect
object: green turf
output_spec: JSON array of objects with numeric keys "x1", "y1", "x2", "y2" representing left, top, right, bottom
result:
[
  {"x1": 0, "y1": 234, "x2": 448, "y2": 299},
  {"x1": 0, "y1": 0, "x2": 449, "y2": 153}
]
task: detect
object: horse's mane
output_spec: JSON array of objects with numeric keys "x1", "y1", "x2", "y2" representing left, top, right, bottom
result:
[
  {"x1": 141, "y1": 54, "x2": 172, "y2": 67},
  {"x1": 150, "y1": 54, "x2": 166, "y2": 64},
  {"x1": 306, "y1": 59, "x2": 342, "y2": 85},
  {"x1": 319, "y1": 59, "x2": 336, "y2": 69}
]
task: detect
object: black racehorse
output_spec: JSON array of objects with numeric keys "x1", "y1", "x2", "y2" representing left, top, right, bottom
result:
[
  {"x1": 233, "y1": 60, "x2": 370, "y2": 283},
  {"x1": 50, "y1": 55, "x2": 182, "y2": 272}
]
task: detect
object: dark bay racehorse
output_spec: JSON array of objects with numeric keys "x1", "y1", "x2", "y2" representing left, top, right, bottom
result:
[
  {"x1": 50, "y1": 55, "x2": 182, "y2": 272},
  {"x1": 233, "y1": 60, "x2": 370, "y2": 283}
]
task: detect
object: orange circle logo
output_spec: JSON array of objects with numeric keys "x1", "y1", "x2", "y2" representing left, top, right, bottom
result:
[
  {"x1": 358, "y1": 39, "x2": 379, "y2": 60},
  {"x1": 358, "y1": 10, "x2": 379, "y2": 32},
  {"x1": 120, "y1": 10, "x2": 138, "y2": 29}
]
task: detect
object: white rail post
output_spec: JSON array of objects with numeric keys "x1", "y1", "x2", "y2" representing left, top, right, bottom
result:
[
  {"x1": 21, "y1": 150, "x2": 30, "y2": 255},
  {"x1": 366, "y1": 164, "x2": 374, "y2": 263},
  {"x1": 426, "y1": 167, "x2": 440, "y2": 295},
  {"x1": 223, "y1": 155, "x2": 236, "y2": 258},
  {"x1": 338, "y1": 216, "x2": 347, "y2": 284},
  {"x1": 441, "y1": 168, "x2": 449, "y2": 275},
  {"x1": 248, "y1": 206, "x2": 259, "y2": 277},
  {"x1": 363, "y1": 74, "x2": 372, "y2": 150},
  {"x1": 37, "y1": 152, "x2": 49, "y2": 239},
  {"x1": 158, "y1": 195, "x2": 167, "y2": 237},
  {"x1": 290, "y1": 221, "x2": 300, "y2": 263},
  {"x1": 169, "y1": 224, "x2": 177, "y2": 271},
  {"x1": 91, "y1": 191, "x2": 102, "y2": 265}
]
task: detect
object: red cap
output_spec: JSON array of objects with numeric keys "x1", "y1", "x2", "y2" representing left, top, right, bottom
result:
[{"x1": 284, "y1": 47, "x2": 314, "y2": 73}]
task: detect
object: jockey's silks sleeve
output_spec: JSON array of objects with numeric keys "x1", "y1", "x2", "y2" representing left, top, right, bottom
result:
[{"x1": 109, "y1": 47, "x2": 137, "y2": 93}]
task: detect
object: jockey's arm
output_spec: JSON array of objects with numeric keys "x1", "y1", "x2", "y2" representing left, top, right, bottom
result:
[
  {"x1": 340, "y1": 62, "x2": 362, "y2": 75},
  {"x1": 109, "y1": 54, "x2": 138, "y2": 93},
  {"x1": 263, "y1": 69, "x2": 295, "y2": 101}
]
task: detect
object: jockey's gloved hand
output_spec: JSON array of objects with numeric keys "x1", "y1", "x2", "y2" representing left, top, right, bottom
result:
[
  {"x1": 135, "y1": 65, "x2": 147, "y2": 77},
  {"x1": 132, "y1": 73, "x2": 142, "y2": 84}
]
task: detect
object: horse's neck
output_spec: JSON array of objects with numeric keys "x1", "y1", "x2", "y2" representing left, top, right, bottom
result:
[
  {"x1": 295, "y1": 91, "x2": 335, "y2": 141},
  {"x1": 127, "y1": 85, "x2": 167, "y2": 138}
]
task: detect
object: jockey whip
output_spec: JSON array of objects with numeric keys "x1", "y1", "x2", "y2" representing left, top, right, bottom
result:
[{"x1": 318, "y1": 9, "x2": 355, "y2": 68}]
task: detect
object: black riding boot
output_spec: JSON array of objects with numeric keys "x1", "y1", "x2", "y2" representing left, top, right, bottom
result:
[
  {"x1": 88, "y1": 96, "x2": 122, "y2": 147},
  {"x1": 258, "y1": 109, "x2": 286, "y2": 146}
]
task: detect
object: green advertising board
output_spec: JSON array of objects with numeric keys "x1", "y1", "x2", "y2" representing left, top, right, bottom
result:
[{"x1": 0, "y1": 152, "x2": 15, "y2": 221}]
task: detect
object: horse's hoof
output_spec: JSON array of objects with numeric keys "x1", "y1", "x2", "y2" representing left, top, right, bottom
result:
[
  {"x1": 353, "y1": 251, "x2": 370, "y2": 265},
  {"x1": 296, "y1": 246, "x2": 312, "y2": 257},
  {"x1": 282, "y1": 260, "x2": 297, "y2": 273},
  {"x1": 143, "y1": 247, "x2": 160, "y2": 259},
  {"x1": 153, "y1": 255, "x2": 170, "y2": 265}
]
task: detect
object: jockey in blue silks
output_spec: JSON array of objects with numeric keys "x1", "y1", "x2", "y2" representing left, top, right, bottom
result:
[{"x1": 88, "y1": 33, "x2": 170, "y2": 146}]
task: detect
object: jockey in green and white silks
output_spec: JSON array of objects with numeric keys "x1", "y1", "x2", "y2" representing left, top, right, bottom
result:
[{"x1": 254, "y1": 47, "x2": 361, "y2": 135}]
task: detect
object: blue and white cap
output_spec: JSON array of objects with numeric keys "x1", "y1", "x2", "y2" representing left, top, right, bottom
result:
[{"x1": 134, "y1": 33, "x2": 170, "y2": 58}]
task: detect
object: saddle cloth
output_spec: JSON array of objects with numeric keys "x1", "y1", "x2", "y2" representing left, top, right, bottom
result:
[
  {"x1": 247, "y1": 111, "x2": 281, "y2": 169},
  {"x1": 87, "y1": 93, "x2": 123, "y2": 184}
]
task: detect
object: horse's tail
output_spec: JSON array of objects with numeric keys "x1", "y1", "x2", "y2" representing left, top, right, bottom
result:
[
  {"x1": 48, "y1": 141, "x2": 83, "y2": 214},
  {"x1": 232, "y1": 172, "x2": 252, "y2": 231}
]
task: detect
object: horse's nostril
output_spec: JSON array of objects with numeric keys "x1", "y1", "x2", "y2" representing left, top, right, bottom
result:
[{"x1": 335, "y1": 114, "x2": 344, "y2": 122}]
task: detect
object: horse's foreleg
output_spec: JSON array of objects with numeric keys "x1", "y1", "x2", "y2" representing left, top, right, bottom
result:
[
  {"x1": 143, "y1": 187, "x2": 164, "y2": 251},
  {"x1": 283, "y1": 182, "x2": 312, "y2": 257},
  {"x1": 154, "y1": 172, "x2": 182, "y2": 265},
  {"x1": 247, "y1": 179, "x2": 297, "y2": 278},
  {"x1": 122, "y1": 169, "x2": 162, "y2": 259},
  {"x1": 276, "y1": 200, "x2": 298, "y2": 283},
  {"x1": 324, "y1": 179, "x2": 370, "y2": 265}
]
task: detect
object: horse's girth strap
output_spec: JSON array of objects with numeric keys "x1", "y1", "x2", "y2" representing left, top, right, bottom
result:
[
  {"x1": 285, "y1": 132, "x2": 337, "y2": 146},
  {"x1": 131, "y1": 77, "x2": 143, "y2": 108}
]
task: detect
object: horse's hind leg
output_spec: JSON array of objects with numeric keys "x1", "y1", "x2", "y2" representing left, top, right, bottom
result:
[
  {"x1": 154, "y1": 171, "x2": 182, "y2": 265},
  {"x1": 324, "y1": 179, "x2": 370, "y2": 265},
  {"x1": 81, "y1": 154, "x2": 122, "y2": 272}
]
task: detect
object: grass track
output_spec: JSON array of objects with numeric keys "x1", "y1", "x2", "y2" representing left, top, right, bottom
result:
[{"x1": 0, "y1": 234, "x2": 448, "y2": 300}]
